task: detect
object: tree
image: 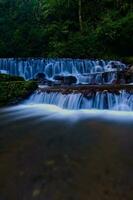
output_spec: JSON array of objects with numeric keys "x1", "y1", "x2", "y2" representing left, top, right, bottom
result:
[
  {"x1": 0, "y1": 0, "x2": 132, "y2": 58},
  {"x1": 78, "y1": 0, "x2": 83, "y2": 32}
]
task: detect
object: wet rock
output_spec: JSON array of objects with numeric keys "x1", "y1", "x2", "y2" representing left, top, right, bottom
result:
[
  {"x1": 127, "y1": 65, "x2": 133, "y2": 73},
  {"x1": 53, "y1": 75, "x2": 64, "y2": 85},
  {"x1": 64, "y1": 76, "x2": 77, "y2": 85},
  {"x1": 46, "y1": 80, "x2": 55, "y2": 86},
  {"x1": 125, "y1": 65, "x2": 133, "y2": 83},
  {"x1": 110, "y1": 61, "x2": 124, "y2": 71},
  {"x1": 53, "y1": 75, "x2": 77, "y2": 85},
  {"x1": 35, "y1": 73, "x2": 47, "y2": 84},
  {"x1": 110, "y1": 62, "x2": 119, "y2": 69},
  {"x1": 53, "y1": 75, "x2": 64, "y2": 81}
]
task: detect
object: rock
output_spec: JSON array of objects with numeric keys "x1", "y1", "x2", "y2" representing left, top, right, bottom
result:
[
  {"x1": 125, "y1": 65, "x2": 133, "y2": 83},
  {"x1": 53, "y1": 75, "x2": 64, "y2": 84},
  {"x1": 110, "y1": 61, "x2": 119, "y2": 69},
  {"x1": 53, "y1": 75, "x2": 77, "y2": 85},
  {"x1": 34, "y1": 73, "x2": 47, "y2": 84},
  {"x1": 46, "y1": 80, "x2": 54, "y2": 86},
  {"x1": 128, "y1": 65, "x2": 133, "y2": 73},
  {"x1": 64, "y1": 76, "x2": 77, "y2": 85},
  {"x1": 53, "y1": 75, "x2": 64, "y2": 81}
]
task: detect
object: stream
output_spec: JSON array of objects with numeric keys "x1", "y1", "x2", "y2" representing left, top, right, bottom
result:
[{"x1": 0, "y1": 105, "x2": 133, "y2": 200}]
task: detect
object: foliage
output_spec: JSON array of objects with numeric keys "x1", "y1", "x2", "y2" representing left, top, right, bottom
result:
[
  {"x1": 0, "y1": 74, "x2": 24, "y2": 81},
  {"x1": 0, "y1": 0, "x2": 132, "y2": 59},
  {"x1": 0, "y1": 74, "x2": 37, "y2": 106}
]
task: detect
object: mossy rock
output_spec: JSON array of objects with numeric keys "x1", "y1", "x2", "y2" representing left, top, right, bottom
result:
[
  {"x1": 0, "y1": 74, "x2": 24, "y2": 82},
  {"x1": 0, "y1": 81, "x2": 37, "y2": 106},
  {"x1": 122, "y1": 57, "x2": 133, "y2": 65}
]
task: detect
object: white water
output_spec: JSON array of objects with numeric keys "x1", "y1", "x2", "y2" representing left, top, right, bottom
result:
[
  {"x1": 1, "y1": 58, "x2": 132, "y2": 111},
  {"x1": 25, "y1": 90, "x2": 133, "y2": 111},
  {"x1": 1, "y1": 104, "x2": 133, "y2": 125},
  {"x1": 0, "y1": 58, "x2": 126, "y2": 84}
]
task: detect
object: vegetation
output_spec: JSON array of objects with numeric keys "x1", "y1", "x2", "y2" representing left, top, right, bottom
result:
[
  {"x1": 0, "y1": 0, "x2": 132, "y2": 59},
  {"x1": 0, "y1": 74, "x2": 24, "y2": 81},
  {"x1": 0, "y1": 74, "x2": 37, "y2": 106}
]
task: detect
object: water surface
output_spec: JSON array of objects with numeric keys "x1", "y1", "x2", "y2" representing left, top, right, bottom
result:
[{"x1": 0, "y1": 105, "x2": 133, "y2": 200}]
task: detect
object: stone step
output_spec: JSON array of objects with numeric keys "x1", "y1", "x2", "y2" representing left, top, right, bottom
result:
[{"x1": 37, "y1": 84, "x2": 133, "y2": 94}]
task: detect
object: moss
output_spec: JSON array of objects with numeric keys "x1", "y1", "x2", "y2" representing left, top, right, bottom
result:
[
  {"x1": 0, "y1": 81, "x2": 37, "y2": 106},
  {"x1": 0, "y1": 74, "x2": 24, "y2": 81},
  {"x1": 122, "y1": 57, "x2": 133, "y2": 65}
]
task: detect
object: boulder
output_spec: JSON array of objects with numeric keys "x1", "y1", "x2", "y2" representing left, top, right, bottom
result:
[
  {"x1": 53, "y1": 75, "x2": 77, "y2": 85},
  {"x1": 64, "y1": 76, "x2": 77, "y2": 85},
  {"x1": 53, "y1": 75, "x2": 64, "y2": 81},
  {"x1": 127, "y1": 65, "x2": 133, "y2": 73},
  {"x1": 53, "y1": 75, "x2": 64, "y2": 84},
  {"x1": 35, "y1": 73, "x2": 46, "y2": 84},
  {"x1": 125, "y1": 65, "x2": 133, "y2": 83},
  {"x1": 46, "y1": 80, "x2": 54, "y2": 86}
]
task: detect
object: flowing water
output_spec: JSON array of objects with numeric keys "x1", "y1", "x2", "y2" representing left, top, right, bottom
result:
[
  {"x1": 0, "y1": 58, "x2": 132, "y2": 111},
  {"x1": 0, "y1": 105, "x2": 133, "y2": 200},
  {"x1": 0, "y1": 58, "x2": 126, "y2": 84},
  {"x1": 26, "y1": 90, "x2": 133, "y2": 111},
  {"x1": 0, "y1": 58, "x2": 133, "y2": 199}
]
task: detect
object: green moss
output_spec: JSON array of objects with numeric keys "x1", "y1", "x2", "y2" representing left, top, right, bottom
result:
[
  {"x1": 0, "y1": 81, "x2": 37, "y2": 106},
  {"x1": 0, "y1": 74, "x2": 25, "y2": 81},
  {"x1": 122, "y1": 57, "x2": 133, "y2": 65}
]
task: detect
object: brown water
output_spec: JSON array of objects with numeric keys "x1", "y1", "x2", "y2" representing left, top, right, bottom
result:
[{"x1": 0, "y1": 105, "x2": 133, "y2": 200}]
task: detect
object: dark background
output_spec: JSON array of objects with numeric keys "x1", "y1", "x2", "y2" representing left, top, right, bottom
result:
[{"x1": 0, "y1": 0, "x2": 133, "y2": 59}]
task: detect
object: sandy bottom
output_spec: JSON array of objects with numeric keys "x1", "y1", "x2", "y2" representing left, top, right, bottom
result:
[{"x1": 0, "y1": 105, "x2": 133, "y2": 200}]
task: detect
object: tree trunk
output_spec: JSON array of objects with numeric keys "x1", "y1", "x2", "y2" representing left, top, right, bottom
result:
[
  {"x1": 116, "y1": 0, "x2": 122, "y2": 8},
  {"x1": 78, "y1": 0, "x2": 83, "y2": 32}
]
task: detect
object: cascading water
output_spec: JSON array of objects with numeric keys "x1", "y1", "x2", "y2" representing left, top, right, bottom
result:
[
  {"x1": 0, "y1": 58, "x2": 126, "y2": 84},
  {"x1": 0, "y1": 58, "x2": 132, "y2": 111},
  {"x1": 25, "y1": 90, "x2": 133, "y2": 111}
]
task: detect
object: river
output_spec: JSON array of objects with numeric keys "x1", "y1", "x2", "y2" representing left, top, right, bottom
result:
[{"x1": 0, "y1": 105, "x2": 133, "y2": 200}]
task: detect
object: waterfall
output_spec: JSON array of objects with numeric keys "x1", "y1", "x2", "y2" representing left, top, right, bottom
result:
[
  {"x1": 0, "y1": 58, "x2": 126, "y2": 84},
  {"x1": 1, "y1": 58, "x2": 132, "y2": 111},
  {"x1": 25, "y1": 90, "x2": 133, "y2": 111}
]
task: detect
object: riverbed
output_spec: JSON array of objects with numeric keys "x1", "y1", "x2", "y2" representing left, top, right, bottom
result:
[{"x1": 0, "y1": 105, "x2": 133, "y2": 200}]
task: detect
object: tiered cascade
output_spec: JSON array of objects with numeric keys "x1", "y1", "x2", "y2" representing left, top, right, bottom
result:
[{"x1": 1, "y1": 58, "x2": 132, "y2": 111}]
